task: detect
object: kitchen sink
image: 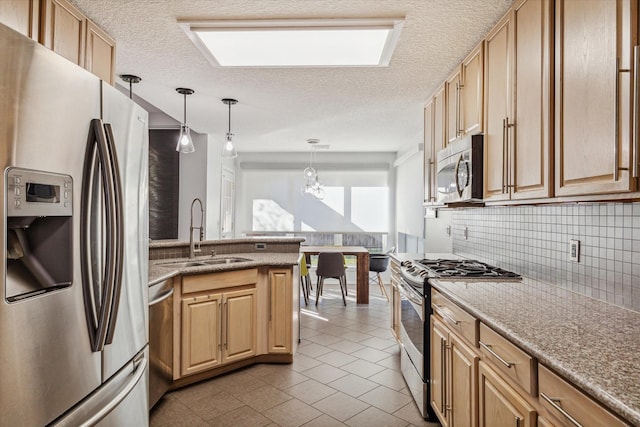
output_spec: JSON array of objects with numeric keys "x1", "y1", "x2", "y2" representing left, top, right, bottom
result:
[
  {"x1": 199, "y1": 257, "x2": 252, "y2": 265},
  {"x1": 156, "y1": 261, "x2": 207, "y2": 268},
  {"x1": 156, "y1": 257, "x2": 252, "y2": 268}
]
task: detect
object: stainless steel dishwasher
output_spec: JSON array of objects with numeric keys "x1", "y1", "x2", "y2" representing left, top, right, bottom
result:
[{"x1": 148, "y1": 278, "x2": 173, "y2": 409}]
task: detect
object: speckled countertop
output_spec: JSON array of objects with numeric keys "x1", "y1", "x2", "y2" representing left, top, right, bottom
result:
[
  {"x1": 390, "y1": 252, "x2": 640, "y2": 425},
  {"x1": 433, "y1": 278, "x2": 640, "y2": 425},
  {"x1": 149, "y1": 236, "x2": 305, "y2": 249},
  {"x1": 148, "y1": 252, "x2": 301, "y2": 286}
]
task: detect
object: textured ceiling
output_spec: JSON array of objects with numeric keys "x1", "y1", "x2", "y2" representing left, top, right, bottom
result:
[{"x1": 70, "y1": 0, "x2": 512, "y2": 153}]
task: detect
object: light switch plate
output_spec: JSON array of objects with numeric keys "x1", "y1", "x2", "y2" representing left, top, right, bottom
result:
[{"x1": 569, "y1": 239, "x2": 580, "y2": 262}]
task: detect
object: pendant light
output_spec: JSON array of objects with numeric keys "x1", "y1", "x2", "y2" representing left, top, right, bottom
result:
[
  {"x1": 119, "y1": 74, "x2": 141, "y2": 99},
  {"x1": 176, "y1": 88, "x2": 195, "y2": 154},
  {"x1": 301, "y1": 139, "x2": 325, "y2": 200},
  {"x1": 221, "y1": 98, "x2": 238, "y2": 158},
  {"x1": 303, "y1": 138, "x2": 319, "y2": 179}
]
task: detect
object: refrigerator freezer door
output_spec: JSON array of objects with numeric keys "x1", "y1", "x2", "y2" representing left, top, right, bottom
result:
[
  {"x1": 100, "y1": 82, "x2": 149, "y2": 380},
  {"x1": 51, "y1": 347, "x2": 149, "y2": 427},
  {"x1": 0, "y1": 24, "x2": 102, "y2": 426}
]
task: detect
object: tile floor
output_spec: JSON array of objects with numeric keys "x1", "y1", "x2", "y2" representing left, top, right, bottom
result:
[{"x1": 150, "y1": 278, "x2": 440, "y2": 427}]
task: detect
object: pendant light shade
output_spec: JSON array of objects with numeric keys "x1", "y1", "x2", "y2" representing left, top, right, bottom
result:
[
  {"x1": 221, "y1": 98, "x2": 238, "y2": 158},
  {"x1": 301, "y1": 139, "x2": 324, "y2": 200},
  {"x1": 176, "y1": 88, "x2": 195, "y2": 153}
]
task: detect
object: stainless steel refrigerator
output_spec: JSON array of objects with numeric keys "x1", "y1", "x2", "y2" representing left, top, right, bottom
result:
[{"x1": 0, "y1": 23, "x2": 149, "y2": 426}]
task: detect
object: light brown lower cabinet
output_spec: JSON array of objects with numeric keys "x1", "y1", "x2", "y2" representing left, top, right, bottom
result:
[
  {"x1": 431, "y1": 316, "x2": 479, "y2": 427},
  {"x1": 268, "y1": 268, "x2": 292, "y2": 354},
  {"x1": 180, "y1": 287, "x2": 256, "y2": 377},
  {"x1": 478, "y1": 361, "x2": 536, "y2": 427},
  {"x1": 536, "y1": 415, "x2": 554, "y2": 427},
  {"x1": 181, "y1": 293, "x2": 223, "y2": 376},
  {"x1": 538, "y1": 364, "x2": 628, "y2": 427}
]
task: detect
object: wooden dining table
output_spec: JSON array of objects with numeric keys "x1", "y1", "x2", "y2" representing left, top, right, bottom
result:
[{"x1": 300, "y1": 246, "x2": 370, "y2": 304}]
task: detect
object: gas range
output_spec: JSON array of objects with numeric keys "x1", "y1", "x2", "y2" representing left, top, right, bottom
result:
[
  {"x1": 396, "y1": 256, "x2": 521, "y2": 422},
  {"x1": 400, "y1": 258, "x2": 521, "y2": 293}
]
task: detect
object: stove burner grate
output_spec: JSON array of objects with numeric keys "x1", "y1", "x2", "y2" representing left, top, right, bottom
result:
[{"x1": 416, "y1": 259, "x2": 521, "y2": 279}]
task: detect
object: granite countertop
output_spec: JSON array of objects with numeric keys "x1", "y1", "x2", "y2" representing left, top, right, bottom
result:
[
  {"x1": 148, "y1": 252, "x2": 301, "y2": 286},
  {"x1": 432, "y1": 278, "x2": 640, "y2": 425},
  {"x1": 149, "y1": 236, "x2": 305, "y2": 249}
]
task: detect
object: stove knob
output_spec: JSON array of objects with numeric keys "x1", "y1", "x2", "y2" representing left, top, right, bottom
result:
[
  {"x1": 418, "y1": 270, "x2": 428, "y2": 278},
  {"x1": 401, "y1": 261, "x2": 412, "y2": 267}
]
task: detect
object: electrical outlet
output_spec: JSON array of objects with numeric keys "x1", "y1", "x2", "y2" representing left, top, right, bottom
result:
[{"x1": 569, "y1": 239, "x2": 580, "y2": 262}]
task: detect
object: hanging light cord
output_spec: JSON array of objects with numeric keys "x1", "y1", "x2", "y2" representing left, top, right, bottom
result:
[
  {"x1": 227, "y1": 102, "x2": 232, "y2": 137},
  {"x1": 183, "y1": 93, "x2": 187, "y2": 124}
]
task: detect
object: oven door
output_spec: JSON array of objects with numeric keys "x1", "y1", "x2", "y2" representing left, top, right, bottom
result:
[{"x1": 398, "y1": 278, "x2": 425, "y2": 379}]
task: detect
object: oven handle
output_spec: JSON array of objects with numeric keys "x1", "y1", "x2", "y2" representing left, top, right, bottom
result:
[{"x1": 397, "y1": 279, "x2": 423, "y2": 306}]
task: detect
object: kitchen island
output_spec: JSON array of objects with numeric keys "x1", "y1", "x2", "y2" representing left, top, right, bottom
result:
[{"x1": 148, "y1": 237, "x2": 302, "y2": 404}]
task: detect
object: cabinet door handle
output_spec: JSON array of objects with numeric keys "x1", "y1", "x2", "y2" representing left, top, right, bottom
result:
[
  {"x1": 433, "y1": 305, "x2": 460, "y2": 325},
  {"x1": 224, "y1": 301, "x2": 228, "y2": 350},
  {"x1": 479, "y1": 340, "x2": 513, "y2": 368},
  {"x1": 633, "y1": 46, "x2": 639, "y2": 178},
  {"x1": 615, "y1": 57, "x2": 621, "y2": 182},
  {"x1": 540, "y1": 392, "x2": 584, "y2": 427},
  {"x1": 458, "y1": 82, "x2": 465, "y2": 135},
  {"x1": 426, "y1": 158, "x2": 432, "y2": 202},
  {"x1": 502, "y1": 118, "x2": 507, "y2": 193},
  {"x1": 218, "y1": 299, "x2": 223, "y2": 352},
  {"x1": 505, "y1": 117, "x2": 514, "y2": 190},
  {"x1": 515, "y1": 416, "x2": 521, "y2": 427},
  {"x1": 456, "y1": 81, "x2": 462, "y2": 137},
  {"x1": 268, "y1": 281, "x2": 272, "y2": 321},
  {"x1": 440, "y1": 339, "x2": 446, "y2": 414}
]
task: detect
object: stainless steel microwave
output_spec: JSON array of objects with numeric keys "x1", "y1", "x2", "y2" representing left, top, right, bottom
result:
[{"x1": 436, "y1": 134, "x2": 483, "y2": 204}]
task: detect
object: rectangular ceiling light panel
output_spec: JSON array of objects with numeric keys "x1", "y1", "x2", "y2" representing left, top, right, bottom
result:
[{"x1": 179, "y1": 18, "x2": 404, "y2": 67}]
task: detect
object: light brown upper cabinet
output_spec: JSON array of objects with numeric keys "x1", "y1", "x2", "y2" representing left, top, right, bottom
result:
[
  {"x1": 461, "y1": 44, "x2": 484, "y2": 137},
  {"x1": 0, "y1": 0, "x2": 39, "y2": 40},
  {"x1": 446, "y1": 67, "x2": 462, "y2": 145},
  {"x1": 555, "y1": 0, "x2": 638, "y2": 196},
  {"x1": 424, "y1": 84, "x2": 446, "y2": 204},
  {"x1": 445, "y1": 43, "x2": 484, "y2": 146},
  {"x1": 484, "y1": 0, "x2": 553, "y2": 202},
  {"x1": 85, "y1": 20, "x2": 116, "y2": 85},
  {"x1": 41, "y1": 0, "x2": 116, "y2": 85},
  {"x1": 41, "y1": 0, "x2": 86, "y2": 67}
]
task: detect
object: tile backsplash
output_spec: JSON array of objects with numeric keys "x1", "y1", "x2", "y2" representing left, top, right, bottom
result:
[{"x1": 452, "y1": 202, "x2": 640, "y2": 312}]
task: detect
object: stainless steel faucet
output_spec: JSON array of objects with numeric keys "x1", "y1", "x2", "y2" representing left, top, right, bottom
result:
[{"x1": 189, "y1": 198, "x2": 204, "y2": 259}]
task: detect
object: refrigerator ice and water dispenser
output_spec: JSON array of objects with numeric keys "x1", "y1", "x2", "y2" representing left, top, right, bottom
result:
[{"x1": 5, "y1": 167, "x2": 73, "y2": 302}]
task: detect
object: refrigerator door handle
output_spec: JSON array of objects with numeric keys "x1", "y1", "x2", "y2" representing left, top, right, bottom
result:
[
  {"x1": 103, "y1": 123, "x2": 125, "y2": 345},
  {"x1": 81, "y1": 118, "x2": 118, "y2": 352},
  {"x1": 50, "y1": 353, "x2": 148, "y2": 427}
]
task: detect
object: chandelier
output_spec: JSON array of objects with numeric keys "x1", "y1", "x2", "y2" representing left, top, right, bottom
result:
[{"x1": 301, "y1": 139, "x2": 324, "y2": 200}]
